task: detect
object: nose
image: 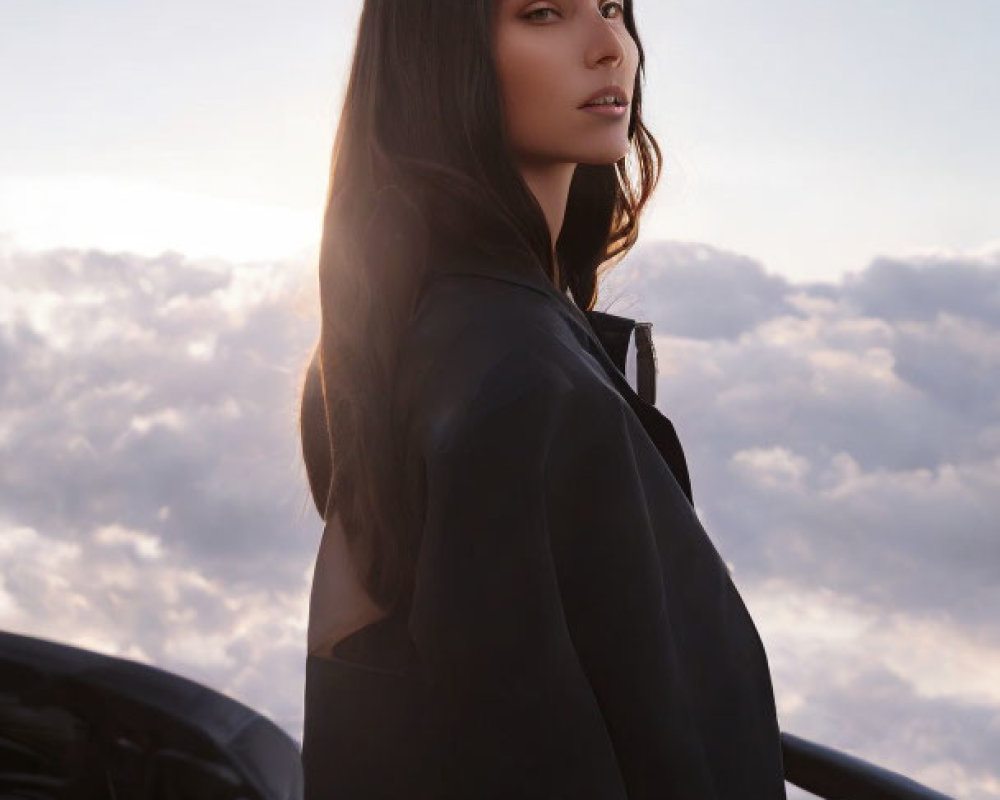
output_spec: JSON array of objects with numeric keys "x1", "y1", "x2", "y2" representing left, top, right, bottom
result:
[{"x1": 583, "y1": 8, "x2": 627, "y2": 68}]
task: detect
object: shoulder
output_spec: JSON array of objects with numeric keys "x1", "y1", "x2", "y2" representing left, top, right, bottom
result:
[{"x1": 393, "y1": 271, "x2": 612, "y2": 458}]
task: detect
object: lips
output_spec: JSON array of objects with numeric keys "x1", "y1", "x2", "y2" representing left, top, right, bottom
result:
[{"x1": 579, "y1": 84, "x2": 630, "y2": 108}]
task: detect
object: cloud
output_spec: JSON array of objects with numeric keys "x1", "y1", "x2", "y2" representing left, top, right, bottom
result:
[
  {"x1": 748, "y1": 578, "x2": 1000, "y2": 798},
  {"x1": 595, "y1": 243, "x2": 1000, "y2": 632},
  {"x1": 0, "y1": 245, "x2": 320, "y2": 578},
  {"x1": 842, "y1": 252, "x2": 1000, "y2": 326},
  {"x1": 598, "y1": 242, "x2": 802, "y2": 339},
  {"x1": 1, "y1": 238, "x2": 998, "y2": 796},
  {"x1": 0, "y1": 242, "x2": 321, "y2": 738}
]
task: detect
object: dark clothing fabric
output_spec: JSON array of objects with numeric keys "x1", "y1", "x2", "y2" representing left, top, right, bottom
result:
[{"x1": 301, "y1": 240, "x2": 787, "y2": 799}]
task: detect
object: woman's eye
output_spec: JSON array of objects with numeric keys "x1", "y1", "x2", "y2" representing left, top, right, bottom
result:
[
  {"x1": 524, "y1": 3, "x2": 625, "y2": 22},
  {"x1": 524, "y1": 7, "x2": 557, "y2": 21}
]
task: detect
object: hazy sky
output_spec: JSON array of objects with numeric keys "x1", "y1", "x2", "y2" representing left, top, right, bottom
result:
[
  {"x1": 1, "y1": 2, "x2": 998, "y2": 797},
  {"x1": 1, "y1": 0, "x2": 997, "y2": 279}
]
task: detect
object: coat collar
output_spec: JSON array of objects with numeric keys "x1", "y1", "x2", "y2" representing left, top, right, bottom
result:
[
  {"x1": 433, "y1": 244, "x2": 645, "y2": 399},
  {"x1": 432, "y1": 244, "x2": 694, "y2": 506}
]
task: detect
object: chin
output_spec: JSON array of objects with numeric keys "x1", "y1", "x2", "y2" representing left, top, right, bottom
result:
[{"x1": 577, "y1": 146, "x2": 630, "y2": 165}]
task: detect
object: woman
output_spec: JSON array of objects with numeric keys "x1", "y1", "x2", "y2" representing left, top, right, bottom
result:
[{"x1": 299, "y1": 0, "x2": 788, "y2": 797}]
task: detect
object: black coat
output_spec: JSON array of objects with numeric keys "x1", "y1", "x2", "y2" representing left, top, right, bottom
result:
[{"x1": 301, "y1": 243, "x2": 787, "y2": 799}]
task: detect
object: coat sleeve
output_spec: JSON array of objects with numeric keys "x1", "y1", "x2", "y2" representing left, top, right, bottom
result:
[{"x1": 403, "y1": 340, "x2": 720, "y2": 798}]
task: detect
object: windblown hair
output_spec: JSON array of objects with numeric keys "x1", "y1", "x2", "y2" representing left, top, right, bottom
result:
[{"x1": 300, "y1": 0, "x2": 662, "y2": 616}]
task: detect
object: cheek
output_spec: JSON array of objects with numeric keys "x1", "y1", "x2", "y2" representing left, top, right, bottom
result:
[
  {"x1": 629, "y1": 41, "x2": 640, "y2": 75},
  {"x1": 495, "y1": 39, "x2": 559, "y2": 121}
]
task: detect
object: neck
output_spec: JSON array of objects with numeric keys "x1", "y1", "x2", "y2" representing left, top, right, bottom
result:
[{"x1": 517, "y1": 159, "x2": 576, "y2": 290}]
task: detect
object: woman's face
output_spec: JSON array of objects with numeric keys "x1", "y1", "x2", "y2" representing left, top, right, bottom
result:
[{"x1": 493, "y1": 0, "x2": 639, "y2": 167}]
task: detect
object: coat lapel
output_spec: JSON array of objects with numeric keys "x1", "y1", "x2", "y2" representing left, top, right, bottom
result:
[
  {"x1": 435, "y1": 248, "x2": 695, "y2": 506},
  {"x1": 577, "y1": 309, "x2": 694, "y2": 508}
]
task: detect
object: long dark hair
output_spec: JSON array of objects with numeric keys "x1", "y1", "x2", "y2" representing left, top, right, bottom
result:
[{"x1": 300, "y1": 0, "x2": 662, "y2": 616}]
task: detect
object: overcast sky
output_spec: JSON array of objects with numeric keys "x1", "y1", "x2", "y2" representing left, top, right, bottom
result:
[{"x1": 1, "y1": 1, "x2": 998, "y2": 797}]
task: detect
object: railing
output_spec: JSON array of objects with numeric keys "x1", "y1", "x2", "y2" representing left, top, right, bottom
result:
[
  {"x1": 0, "y1": 631, "x2": 958, "y2": 799},
  {"x1": 782, "y1": 731, "x2": 957, "y2": 800}
]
